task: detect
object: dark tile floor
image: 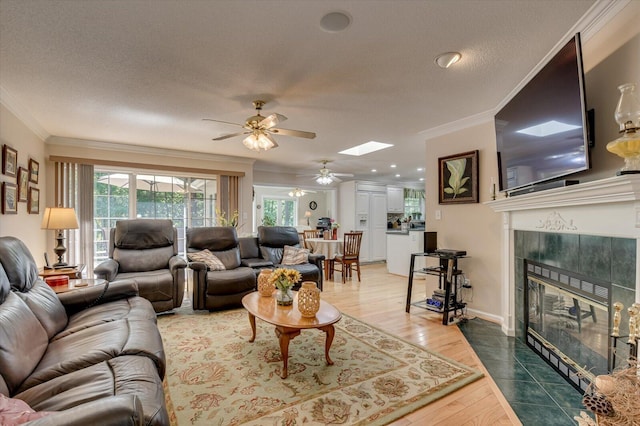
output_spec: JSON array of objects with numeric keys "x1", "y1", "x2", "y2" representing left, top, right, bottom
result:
[{"x1": 458, "y1": 317, "x2": 591, "y2": 425}]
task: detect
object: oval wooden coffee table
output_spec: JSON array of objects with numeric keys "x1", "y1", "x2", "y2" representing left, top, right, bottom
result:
[{"x1": 241, "y1": 291, "x2": 342, "y2": 379}]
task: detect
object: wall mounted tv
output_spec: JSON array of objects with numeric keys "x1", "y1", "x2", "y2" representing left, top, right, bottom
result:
[{"x1": 495, "y1": 33, "x2": 591, "y2": 193}]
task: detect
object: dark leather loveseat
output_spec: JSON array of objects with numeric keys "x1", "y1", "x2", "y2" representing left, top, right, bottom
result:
[
  {"x1": 186, "y1": 226, "x2": 324, "y2": 311},
  {"x1": 0, "y1": 236, "x2": 169, "y2": 425}
]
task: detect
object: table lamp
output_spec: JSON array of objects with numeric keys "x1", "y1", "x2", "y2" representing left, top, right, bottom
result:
[
  {"x1": 305, "y1": 211, "x2": 312, "y2": 226},
  {"x1": 41, "y1": 207, "x2": 79, "y2": 267}
]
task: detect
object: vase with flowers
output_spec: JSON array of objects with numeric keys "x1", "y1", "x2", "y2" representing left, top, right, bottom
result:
[
  {"x1": 331, "y1": 220, "x2": 340, "y2": 240},
  {"x1": 269, "y1": 268, "x2": 302, "y2": 306}
]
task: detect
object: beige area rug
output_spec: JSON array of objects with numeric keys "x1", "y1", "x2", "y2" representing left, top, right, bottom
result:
[{"x1": 157, "y1": 308, "x2": 482, "y2": 425}]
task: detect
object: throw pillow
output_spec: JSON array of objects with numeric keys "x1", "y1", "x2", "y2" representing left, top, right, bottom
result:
[
  {"x1": 281, "y1": 245, "x2": 309, "y2": 265},
  {"x1": 0, "y1": 394, "x2": 53, "y2": 425},
  {"x1": 188, "y1": 249, "x2": 226, "y2": 271}
]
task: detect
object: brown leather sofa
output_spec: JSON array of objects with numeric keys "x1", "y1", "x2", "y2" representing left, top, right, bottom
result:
[
  {"x1": 94, "y1": 219, "x2": 187, "y2": 313},
  {"x1": 0, "y1": 236, "x2": 169, "y2": 425},
  {"x1": 187, "y1": 226, "x2": 324, "y2": 311}
]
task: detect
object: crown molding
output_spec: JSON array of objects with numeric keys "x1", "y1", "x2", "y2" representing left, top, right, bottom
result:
[
  {"x1": 420, "y1": 109, "x2": 494, "y2": 140},
  {"x1": 0, "y1": 86, "x2": 50, "y2": 141}
]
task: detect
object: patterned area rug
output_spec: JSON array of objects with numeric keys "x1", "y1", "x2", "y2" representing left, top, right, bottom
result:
[{"x1": 157, "y1": 308, "x2": 482, "y2": 425}]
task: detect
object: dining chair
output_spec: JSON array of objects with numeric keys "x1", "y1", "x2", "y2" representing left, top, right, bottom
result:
[
  {"x1": 330, "y1": 232, "x2": 363, "y2": 283},
  {"x1": 303, "y1": 229, "x2": 322, "y2": 249}
]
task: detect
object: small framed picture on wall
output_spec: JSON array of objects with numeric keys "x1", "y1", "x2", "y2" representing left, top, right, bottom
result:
[
  {"x1": 18, "y1": 167, "x2": 29, "y2": 202},
  {"x1": 2, "y1": 182, "x2": 18, "y2": 214},
  {"x1": 29, "y1": 159, "x2": 39, "y2": 183},
  {"x1": 2, "y1": 145, "x2": 17, "y2": 177},
  {"x1": 28, "y1": 187, "x2": 40, "y2": 214}
]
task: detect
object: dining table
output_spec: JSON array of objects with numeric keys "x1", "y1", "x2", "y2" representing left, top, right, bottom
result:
[{"x1": 305, "y1": 237, "x2": 344, "y2": 279}]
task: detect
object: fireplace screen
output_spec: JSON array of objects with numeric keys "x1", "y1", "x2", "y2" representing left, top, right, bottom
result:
[{"x1": 525, "y1": 261, "x2": 610, "y2": 391}]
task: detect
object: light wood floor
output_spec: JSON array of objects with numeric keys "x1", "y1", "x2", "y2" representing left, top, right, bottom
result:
[{"x1": 320, "y1": 263, "x2": 522, "y2": 426}]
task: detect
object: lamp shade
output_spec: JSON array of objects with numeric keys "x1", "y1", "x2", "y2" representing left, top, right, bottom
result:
[{"x1": 41, "y1": 207, "x2": 79, "y2": 230}]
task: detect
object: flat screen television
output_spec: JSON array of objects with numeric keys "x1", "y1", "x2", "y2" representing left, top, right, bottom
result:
[{"x1": 495, "y1": 33, "x2": 591, "y2": 193}]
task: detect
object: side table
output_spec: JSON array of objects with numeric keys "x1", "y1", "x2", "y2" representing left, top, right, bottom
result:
[
  {"x1": 49, "y1": 278, "x2": 106, "y2": 294},
  {"x1": 39, "y1": 264, "x2": 85, "y2": 280}
]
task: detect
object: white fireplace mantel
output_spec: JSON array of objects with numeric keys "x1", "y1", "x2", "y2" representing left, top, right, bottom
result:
[
  {"x1": 487, "y1": 175, "x2": 640, "y2": 213},
  {"x1": 486, "y1": 175, "x2": 640, "y2": 335}
]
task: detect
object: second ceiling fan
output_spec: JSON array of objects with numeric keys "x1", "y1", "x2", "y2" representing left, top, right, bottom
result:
[
  {"x1": 203, "y1": 100, "x2": 316, "y2": 152},
  {"x1": 300, "y1": 160, "x2": 354, "y2": 185}
]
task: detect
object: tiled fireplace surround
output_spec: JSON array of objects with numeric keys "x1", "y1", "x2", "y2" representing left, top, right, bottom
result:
[{"x1": 488, "y1": 175, "x2": 639, "y2": 385}]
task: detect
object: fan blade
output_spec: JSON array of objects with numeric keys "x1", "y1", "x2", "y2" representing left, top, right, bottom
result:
[
  {"x1": 203, "y1": 118, "x2": 246, "y2": 128},
  {"x1": 332, "y1": 173, "x2": 354, "y2": 177},
  {"x1": 270, "y1": 128, "x2": 316, "y2": 139},
  {"x1": 259, "y1": 113, "x2": 287, "y2": 129},
  {"x1": 212, "y1": 131, "x2": 248, "y2": 141}
]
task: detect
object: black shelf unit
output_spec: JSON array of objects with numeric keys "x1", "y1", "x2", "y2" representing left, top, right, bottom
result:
[{"x1": 405, "y1": 252, "x2": 466, "y2": 325}]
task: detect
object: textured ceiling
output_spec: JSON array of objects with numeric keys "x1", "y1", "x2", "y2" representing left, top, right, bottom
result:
[{"x1": 0, "y1": 0, "x2": 598, "y2": 185}]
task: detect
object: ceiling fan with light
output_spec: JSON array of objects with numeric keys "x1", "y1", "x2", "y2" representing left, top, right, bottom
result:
[
  {"x1": 288, "y1": 187, "x2": 316, "y2": 197},
  {"x1": 299, "y1": 160, "x2": 354, "y2": 185},
  {"x1": 203, "y1": 100, "x2": 316, "y2": 152}
]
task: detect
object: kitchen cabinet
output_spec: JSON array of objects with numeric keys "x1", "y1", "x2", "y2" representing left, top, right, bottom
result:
[
  {"x1": 387, "y1": 186, "x2": 404, "y2": 213},
  {"x1": 339, "y1": 181, "x2": 387, "y2": 262}
]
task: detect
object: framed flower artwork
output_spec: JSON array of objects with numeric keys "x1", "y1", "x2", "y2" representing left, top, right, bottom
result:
[{"x1": 438, "y1": 150, "x2": 479, "y2": 204}]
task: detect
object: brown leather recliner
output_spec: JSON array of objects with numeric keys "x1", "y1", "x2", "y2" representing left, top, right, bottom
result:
[
  {"x1": 0, "y1": 236, "x2": 169, "y2": 425},
  {"x1": 94, "y1": 219, "x2": 187, "y2": 313},
  {"x1": 187, "y1": 226, "x2": 257, "y2": 311}
]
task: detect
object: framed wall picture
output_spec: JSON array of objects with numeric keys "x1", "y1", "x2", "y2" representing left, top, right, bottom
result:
[
  {"x1": 2, "y1": 145, "x2": 17, "y2": 177},
  {"x1": 28, "y1": 187, "x2": 40, "y2": 214},
  {"x1": 28, "y1": 159, "x2": 39, "y2": 183},
  {"x1": 18, "y1": 166, "x2": 29, "y2": 202},
  {"x1": 2, "y1": 182, "x2": 18, "y2": 214},
  {"x1": 438, "y1": 150, "x2": 479, "y2": 204}
]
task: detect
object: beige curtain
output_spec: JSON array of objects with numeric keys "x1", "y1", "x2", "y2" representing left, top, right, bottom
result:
[
  {"x1": 54, "y1": 162, "x2": 94, "y2": 273},
  {"x1": 217, "y1": 175, "x2": 239, "y2": 224}
]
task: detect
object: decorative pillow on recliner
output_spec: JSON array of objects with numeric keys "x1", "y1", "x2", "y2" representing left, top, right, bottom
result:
[
  {"x1": 188, "y1": 249, "x2": 226, "y2": 271},
  {"x1": 281, "y1": 245, "x2": 309, "y2": 265},
  {"x1": 0, "y1": 394, "x2": 54, "y2": 425}
]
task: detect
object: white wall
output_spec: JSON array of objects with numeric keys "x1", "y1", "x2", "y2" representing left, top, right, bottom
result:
[
  {"x1": 0, "y1": 104, "x2": 47, "y2": 264},
  {"x1": 425, "y1": 121, "x2": 503, "y2": 321}
]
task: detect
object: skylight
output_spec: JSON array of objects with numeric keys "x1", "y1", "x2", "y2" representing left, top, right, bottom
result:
[
  {"x1": 516, "y1": 120, "x2": 581, "y2": 137},
  {"x1": 339, "y1": 141, "x2": 393, "y2": 156}
]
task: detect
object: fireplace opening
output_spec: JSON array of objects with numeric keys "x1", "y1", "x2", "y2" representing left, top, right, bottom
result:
[{"x1": 524, "y1": 260, "x2": 611, "y2": 392}]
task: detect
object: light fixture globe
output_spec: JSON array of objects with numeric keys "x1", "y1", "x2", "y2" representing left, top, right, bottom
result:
[{"x1": 606, "y1": 83, "x2": 640, "y2": 174}]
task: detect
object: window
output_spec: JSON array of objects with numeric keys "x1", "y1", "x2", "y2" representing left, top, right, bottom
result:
[
  {"x1": 261, "y1": 196, "x2": 296, "y2": 227},
  {"x1": 403, "y1": 188, "x2": 425, "y2": 220},
  {"x1": 94, "y1": 170, "x2": 217, "y2": 264}
]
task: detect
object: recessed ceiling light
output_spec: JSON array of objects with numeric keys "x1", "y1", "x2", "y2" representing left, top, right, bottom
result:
[
  {"x1": 435, "y1": 52, "x2": 462, "y2": 69},
  {"x1": 395, "y1": 174, "x2": 400, "y2": 178},
  {"x1": 371, "y1": 169, "x2": 377, "y2": 172},
  {"x1": 320, "y1": 11, "x2": 352, "y2": 33},
  {"x1": 390, "y1": 164, "x2": 397, "y2": 168},
  {"x1": 339, "y1": 141, "x2": 393, "y2": 156},
  {"x1": 417, "y1": 167, "x2": 424, "y2": 171},
  {"x1": 419, "y1": 178, "x2": 424, "y2": 181}
]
